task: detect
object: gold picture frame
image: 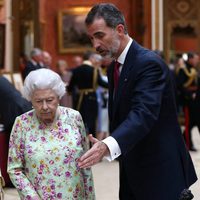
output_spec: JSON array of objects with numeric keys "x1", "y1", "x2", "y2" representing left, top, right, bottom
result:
[
  {"x1": 1, "y1": 72, "x2": 23, "y2": 94},
  {"x1": 0, "y1": 0, "x2": 4, "y2": 7},
  {"x1": 58, "y1": 7, "x2": 93, "y2": 53},
  {"x1": 1, "y1": 72, "x2": 13, "y2": 83},
  {"x1": 12, "y1": 73, "x2": 23, "y2": 94}
]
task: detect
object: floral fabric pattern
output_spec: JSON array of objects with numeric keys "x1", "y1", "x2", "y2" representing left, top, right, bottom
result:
[{"x1": 7, "y1": 106, "x2": 95, "y2": 200}]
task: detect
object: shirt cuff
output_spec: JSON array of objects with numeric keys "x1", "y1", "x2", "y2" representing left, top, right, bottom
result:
[{"x1": 102, "y1": 136, "x2": 121, "y2": 161}]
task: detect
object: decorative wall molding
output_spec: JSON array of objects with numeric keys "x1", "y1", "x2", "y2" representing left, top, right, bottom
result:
[
  {"x1": 0, "y1": 0, "x2": 3, "y2": 7},
  {"x1": 164, "y1": 0, "x2": 200, "y2": 61},
  {"x1": 167, "y1": 0, "x2": 197, "y2": 20}
]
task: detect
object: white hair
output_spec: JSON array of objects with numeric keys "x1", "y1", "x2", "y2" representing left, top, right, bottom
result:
[
  {"x1": 23, "y1": 68, "x2": 66, "y2": 101},
  {"x1": 30, "y1": 48, "x2": 42, "y2": 58}
]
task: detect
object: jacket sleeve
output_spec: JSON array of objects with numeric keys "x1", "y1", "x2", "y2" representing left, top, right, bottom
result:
[
  {"x1": 7, "y1": 117, "x2": 40, "y2": 199},
  {"x1": 112, "y1": 60, "x2": 168, "y2": 154}
]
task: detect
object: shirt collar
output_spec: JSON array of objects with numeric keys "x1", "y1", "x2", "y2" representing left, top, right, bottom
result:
[
  {"x1": 117, "y1": 37, "x2": 133, "y2": 65},
  {"x1": 83, "y1": 60, "x2": 93, "y2": 66},
  {"x1": 30, "y1": 59, "x2": 38, "y2": 66}
]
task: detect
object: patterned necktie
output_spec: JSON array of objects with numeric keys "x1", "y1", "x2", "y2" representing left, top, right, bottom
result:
[{"x1": 114, "y1": 61, "x2": 121, "y2": 89}]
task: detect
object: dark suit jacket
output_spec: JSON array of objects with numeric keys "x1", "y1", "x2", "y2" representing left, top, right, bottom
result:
[
  {"x1": 23, "y1": 60, "x2": 42, "y2": 79},
  {"x1": 0, "y1": 77, "x2": 32, "y2": 133},
  {"x1": 107, "y1": 40, "x2": 197, "y2": 200}
]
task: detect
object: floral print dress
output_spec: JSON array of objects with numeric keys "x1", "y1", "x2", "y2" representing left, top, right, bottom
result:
[{"x1": 7, "y1": 106, "x2": 95, "y2": 200}]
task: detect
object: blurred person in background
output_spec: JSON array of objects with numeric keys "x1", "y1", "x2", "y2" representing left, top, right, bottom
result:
[
  {"x1": 176, "y1": 52, "x2": 199, "y2": 151},
  {"x1": 57, "y1": 59, "x2": 72, "y2": 108},
  {"x1": 91, "y1": 53, "x2": 109, "y2": 141},
  {"x1": 68, "y1": 51, "x2": 108, "y2": 136},
  {"x1": 71, "y1": 55, "x2": 83, "y2": 69},
  {"x1": 23, "y1": 48, "x2": 44, "y2": 79},
  {"x1": 42, "y1": 51, "x2": 52, "y2": 69},
  {"x1": 0, "y1": 76, "x2": 31, "y2": 186},
  {"x1": 19, "y1": 53, "x2": 29, "y2": 77},
  {"x1": 0, "y1": 76, "x2": 31, "y2": 134}
]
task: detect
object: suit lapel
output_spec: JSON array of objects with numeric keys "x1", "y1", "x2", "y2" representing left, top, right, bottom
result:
[
  {"x1": 107, "y1": 62, "x2": 115, "y2": 121},
  {"x1": 112, "y1": 61, "x2": 133, "y2": 118},
  {"x1": 112, "y1": 40, "x2": 140, "y2": 119}
]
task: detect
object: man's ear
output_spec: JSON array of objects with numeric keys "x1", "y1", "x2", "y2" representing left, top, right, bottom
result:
[{"x1": 116, "y1": 24, "x2": 125, "y2": 34}]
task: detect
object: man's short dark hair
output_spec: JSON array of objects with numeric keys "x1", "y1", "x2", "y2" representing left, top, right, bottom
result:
[{"x1": 85, "y1": 3, "x2": 128, "y2": 34}]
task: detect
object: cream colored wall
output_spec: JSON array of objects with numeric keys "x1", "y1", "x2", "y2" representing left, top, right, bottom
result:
[
  {"x1": 151, "y1": 0, "x2": 164, "y2": 51},
  {"x1": 5, "y1": 0, "x2": 12, "y2": 71}
]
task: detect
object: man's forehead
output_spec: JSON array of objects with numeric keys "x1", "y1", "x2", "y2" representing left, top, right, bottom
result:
[{"x1": 88, "y1": 17, "x2": 106, "y2": 27}]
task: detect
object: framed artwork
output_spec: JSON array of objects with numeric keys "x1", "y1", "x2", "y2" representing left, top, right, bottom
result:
[
  {"x1": 12, "y1": 73, "x2": 24, "y2": 93},
  {"x1": 58, "y1": 7, "x2": 93, "y2": 53},
  {"x1": 1, "y1": 72, "x2": 13, "y2": 83}
]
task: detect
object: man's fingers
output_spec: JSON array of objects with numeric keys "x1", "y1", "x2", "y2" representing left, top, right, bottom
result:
[
  {"x1": 79, "y1": 148, "x2": 94, "y2": 162},
  {"x1": 79, "y1": 159, "x2": 96, "y2": 168},
  {"x1": 78, "y1": 145, "x2": 101, "y2": 168},
  {"x1": 78, "y1": 151, "x2": 97, "y2": 168},
  {"x1": 88, "y1": 134, "x2": 99, "y2": 144},
  {"x1": 78, "y1": 141, "x2": 108, "y2": 168}
]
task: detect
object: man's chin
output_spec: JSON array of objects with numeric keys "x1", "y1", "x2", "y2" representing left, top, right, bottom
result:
[{"x1": 99, "y1": 52, "x2": 111, "y2": 59}]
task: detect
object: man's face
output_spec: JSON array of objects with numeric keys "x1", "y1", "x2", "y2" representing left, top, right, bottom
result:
[
  {"x1": 87, "y1": 18, "x2": 121, "y2": 59},
  {"x1": 192, "y1": 55, "x2": 200, "y2": 67},
  {"x1": 43, "y1": 54, "x2": 52, "y2": 65},
  {"x1": 33, "y1": 54, "x2": 43, "y2": 63}
]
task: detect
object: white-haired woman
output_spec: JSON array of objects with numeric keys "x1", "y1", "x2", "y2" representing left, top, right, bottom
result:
[{"x1": 7, "y1": 68, "x2": 95, "y2": 200}]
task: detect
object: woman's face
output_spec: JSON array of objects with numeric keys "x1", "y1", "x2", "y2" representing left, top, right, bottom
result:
[{"x1": 31, "y1": 89, "x2": 59, "y2": 124}]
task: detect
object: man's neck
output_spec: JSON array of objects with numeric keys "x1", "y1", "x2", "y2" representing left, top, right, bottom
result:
[{"x1": 116, "y1": 35, "x2": 131, "y2": 59}]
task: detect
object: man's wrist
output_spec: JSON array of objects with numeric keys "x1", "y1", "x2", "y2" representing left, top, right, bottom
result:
[
  {"x1": 100, "y1": 141, "x2": 110, "y2": 156},
  {"x1": 102, "y1": 136, "x2": 121, "y2": 161}
]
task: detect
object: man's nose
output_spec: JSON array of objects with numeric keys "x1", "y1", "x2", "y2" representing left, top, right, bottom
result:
[{"x1": 93, "y1": 39, "x2": 100, "y2": 49}]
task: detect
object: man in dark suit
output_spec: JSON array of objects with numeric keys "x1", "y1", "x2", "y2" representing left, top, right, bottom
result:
[
  {"x1": 0, "y1": 76, "x2": 32, "y2": 133},
  {"x1": 23, "y1": 48, "x2": 43, "y2": 79},
  {"x1": 0, "y1": 76, "x2": 31, "y2": 186},
  {"x1": 78, "y1": 3, "x2": 197, "y2": 200}
]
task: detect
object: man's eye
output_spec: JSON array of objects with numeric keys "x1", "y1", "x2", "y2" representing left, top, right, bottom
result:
[
  {"x1": 96, "y1": 33, "x2": 104, "y2": 39},
  {"x1": 94, "y1": 32, "x2": 104, "y2": 39}
]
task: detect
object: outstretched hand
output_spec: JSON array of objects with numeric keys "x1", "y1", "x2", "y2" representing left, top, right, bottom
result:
[{"x1": 78, "y1": 134, "x2": 109, "y2": 168}]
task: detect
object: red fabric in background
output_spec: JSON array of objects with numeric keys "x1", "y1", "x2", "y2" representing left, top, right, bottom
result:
[{"x1": 0, "y1": 132, "x2": 12, "y2": 186}]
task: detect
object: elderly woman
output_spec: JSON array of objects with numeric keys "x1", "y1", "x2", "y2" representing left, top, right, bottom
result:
[{"x1": 7, "y1": 68, "x2": 95, "y2": 200}]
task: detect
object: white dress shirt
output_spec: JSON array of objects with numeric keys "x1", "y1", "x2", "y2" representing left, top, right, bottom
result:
[{"x1": 102, "y1": 37, "x2": 133, "y2": 161}]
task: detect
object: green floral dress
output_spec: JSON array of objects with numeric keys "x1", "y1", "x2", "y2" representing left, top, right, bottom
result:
[{"x1": 7, "y1": 106, "x2": 95, "y2": 200}]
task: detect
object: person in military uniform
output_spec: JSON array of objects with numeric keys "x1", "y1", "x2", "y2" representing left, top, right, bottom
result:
[
  {"x1": 176, "y1": 52, "x2": 199, "y2": 151},
  {"x1": 68, "y1": 51, "x2": 108, "y2": 136}
]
